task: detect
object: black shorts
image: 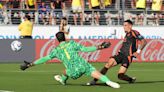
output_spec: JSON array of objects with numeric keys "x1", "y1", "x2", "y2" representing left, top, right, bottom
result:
[
  {"x1": 92, "y1": 6, "x2": 100, "y2": 13},
  {"x1": 111, "y1": 52, "x2": 133, "y2": 68},
  {"x1": 20, "y1": 36, "x2": 32, "y2": 39}
]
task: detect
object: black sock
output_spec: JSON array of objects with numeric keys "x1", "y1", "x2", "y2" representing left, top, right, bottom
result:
[
  {"x1": 118, "y1": 73, "x2": 132, "y2": 82},
  {"x1": 93, "y1": 67, "x2": 109, "y2": 82}
]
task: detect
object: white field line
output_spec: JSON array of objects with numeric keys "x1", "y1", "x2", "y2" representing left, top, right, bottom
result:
[{"x1": 0, "y1": 90, "x2": 14, "y2": 92}]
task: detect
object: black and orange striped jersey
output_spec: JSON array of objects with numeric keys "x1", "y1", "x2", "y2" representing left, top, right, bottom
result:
[{"x1": 120, "y1": 30, "x2": 144, "y2": 56}]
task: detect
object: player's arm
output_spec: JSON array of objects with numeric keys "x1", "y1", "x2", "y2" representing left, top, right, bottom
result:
[
  {"x1": 133, "y1": 32, "x2": 147, "y2": 57},
  {"x1": 76, "y1": 41, "x2": 111, "y2": 52},
  {"x1": 33, "y1": 48, "x2": 57, "y2": 65},
  {"x1": 33, "y1": 55, "x2": 52, "y2": 65},
  {"x1": 136, "y1": 38, "x2": 147, "y2": 54},
  {"x1": 20, "y1": 49, "x2": 57, "y2": 70},
  {"x1": 80, "y1": 46, "x2": 97, "y2": 52}
]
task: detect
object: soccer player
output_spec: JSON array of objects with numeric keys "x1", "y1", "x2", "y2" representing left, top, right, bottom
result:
[
  {"x1": 87, "y1": 20, "x2": 147, "y2": 85},
  {"x1": 20, "y1": 32, "x2": 120, "y2": 88}
]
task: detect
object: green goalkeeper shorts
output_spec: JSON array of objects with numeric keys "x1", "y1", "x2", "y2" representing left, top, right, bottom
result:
[{"x1": 66, "y1": 62, "x2": 96, "y2": 79}]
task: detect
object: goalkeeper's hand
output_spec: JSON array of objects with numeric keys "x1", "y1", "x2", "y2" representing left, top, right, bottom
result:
[{"x1": 97, "y1": 42, "x2": 111, "y2": 50}]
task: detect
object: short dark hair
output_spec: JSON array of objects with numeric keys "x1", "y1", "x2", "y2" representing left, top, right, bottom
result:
[
  {"x1": 62, "y1": 17, "x2": 67, "y2": 21},
  {"x1": 25, "y1": 15, "x2": 31, "y2": 20},
  {"x1": 124, "y1": 19, "x2": 133, "y2": 25},
  {"x1": 56, "y1": 32, "x2": 66, "y2": 42}
]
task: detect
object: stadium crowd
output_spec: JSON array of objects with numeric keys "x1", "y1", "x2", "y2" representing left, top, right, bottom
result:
[{"x1": 0, "y1": 0, "x2": 164, "y2": 26}]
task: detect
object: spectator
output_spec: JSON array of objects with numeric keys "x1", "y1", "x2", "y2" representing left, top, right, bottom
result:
[
  {"x1": 0, "y1": 2, "x2": 4, "y2": 24},
  {"x1": 10, "y1": 0, "x2": 21, "y2": 24},
  {"x1": 25, "y1": 0, "x2": 37, "y2": 10},
  {"x1": 103, "y1": 0, "x2": 113, "y2": 25},
  {"x1": 103, "y1": 0, "x2": 113, "y2": 9},
  {"x1": 11, "y1": 0, "x2": 21, "y2": 9},
  {"x1": 131, "y1": 0, "x2": 136, "y2": 9},
  {"x1": 151, "y1": 0, "x2": 163, "y2": 26},
  {"x1": 38, "y1": 1, "x2": 50, "y2": 25},
  {"x1": 50, "y1": 0, "x2": 65, "y2": 25},
  {"x1": 88, "y1": 0, "x2": 101, "y2": 25},
  {"x1": 135, "y1": 0, "x2": 146, "y2": 25},
  {"x1": 25, "y1": 0, "x2": 37, "y2": 24},
  {"x1": 71, "y1": 0, "x2": 84, "y2": 25},
  {"x1": 59, "y1": 17, "x2": 70, "y2": 39}
]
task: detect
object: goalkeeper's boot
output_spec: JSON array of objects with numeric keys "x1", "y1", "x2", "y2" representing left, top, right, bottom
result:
[
  {"x1": 129, "y1": 77, "x2": 136, "y2": 83},
  {"x1": 54, "y1": 75, "x2": 66, "y2": 85},
  {"x1": 106, "y1": 81, "x2": 120, "y2": 88},
  {"x1": 20, "y1": 61, "x2": 32, "y2": 71},
  {"x1": 86, "y1": 80, "x2": 96, "y2": 86}
]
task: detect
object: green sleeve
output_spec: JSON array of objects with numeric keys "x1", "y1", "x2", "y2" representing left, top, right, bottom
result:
[
  {"x1": 72, "y1": 40, "x2": 97, "y2": 52},
  {"x1": 80, "y1": 46, "x2": 97, "y2": 52},
  {"x1": 34, "y1": 55, "x2": 51, "y2": 65}
]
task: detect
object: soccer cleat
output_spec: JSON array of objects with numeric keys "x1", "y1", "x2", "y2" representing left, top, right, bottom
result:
[
  {"x1": 54, "y1": 75, "x2": 66, "y2": 85},
  {"x1": 129, "y1": 77, "x2": 136, "y2": 83},
  {"x1": 20, "y1": 61, "x2": 31, "y2": 71},
  {"x1": 86, "y1": 80, "x2": 96, "y2": 86},
  {"x1": 106, "y1": 81, "x2": 120, "y2": 88}
]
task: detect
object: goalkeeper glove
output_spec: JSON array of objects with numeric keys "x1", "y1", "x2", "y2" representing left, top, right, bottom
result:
[{"x1": 97, "y1": 42, "x2": 111, "y2": 50}]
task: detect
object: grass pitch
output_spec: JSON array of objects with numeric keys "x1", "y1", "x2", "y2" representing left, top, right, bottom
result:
[{"x1": 0, "y1": 63, "x2": 164, "y2": 92}]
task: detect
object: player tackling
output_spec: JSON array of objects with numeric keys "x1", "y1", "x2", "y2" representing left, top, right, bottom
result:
[
  {"x1": 88, "y1": 20, "x2": 147, "y2": 85},
  {"x1": 20, "y1": 32, "x2": 120, "y2": 88}
]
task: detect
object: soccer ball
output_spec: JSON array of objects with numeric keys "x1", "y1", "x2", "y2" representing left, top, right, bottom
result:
[{"x1": 11, "y1": 40, "x2": 22, "y2": 52}]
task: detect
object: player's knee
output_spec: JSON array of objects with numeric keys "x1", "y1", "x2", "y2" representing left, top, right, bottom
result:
[
  {"x1": 118, "y1": 73, "x2": 125, "y2": 80},
  {"x1": 105, "y1": 58, "x2": 115, "y2": 68}
]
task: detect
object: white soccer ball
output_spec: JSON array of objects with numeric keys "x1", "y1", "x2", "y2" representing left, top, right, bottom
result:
[{"x1": 11, "y1": 40, "x2": 22, "y2": 52}]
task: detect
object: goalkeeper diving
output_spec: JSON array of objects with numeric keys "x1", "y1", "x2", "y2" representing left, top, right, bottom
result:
[{"x1": 20, "y1": 32, "x2": 120, "y2": 88}]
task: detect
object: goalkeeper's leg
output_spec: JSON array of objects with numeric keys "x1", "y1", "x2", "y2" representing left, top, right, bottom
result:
[
  {"x1": 20, "y1": 56, "x2": 51, "y2": 70},
  {"x1": 54, "y1": 70, "x2": 69, "y2": 85},
  {"x1": 87, "y1": 58, "x2": 117, "y2": 85},
  {"x1": 90, "y1": 70, "x2": 120, "y2": 88}
]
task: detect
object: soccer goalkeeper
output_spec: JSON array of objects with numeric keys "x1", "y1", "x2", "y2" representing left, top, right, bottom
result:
[{"x1": 20, "y1": 32, "x2": 120, "y2": 88}]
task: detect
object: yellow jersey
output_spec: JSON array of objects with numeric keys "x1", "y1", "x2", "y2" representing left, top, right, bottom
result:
[
  {"x1": 28, "y1": 0, "x2": 35, "y2": 6},
  {"x1": 0, "y1": 3, "x2": 3, "y2": 9},
  {"x1": 18, "y1": 20, "x2": 33, "y2": 36},
  {"x1": 104, "y1": 0, "x2": 112, "y2": 6},
  {"x1": 136, "y1": 0, "x2": 146, "y2": 9},
  {"x1": 91, "y1": 0, "x2": 100, "y2": 7},
  {"x1": 152, "y1": 0, "x2": 162, "y2": 11},
  {"x1": 72, "y1": 0, "x2": 81, "y2": 7}
]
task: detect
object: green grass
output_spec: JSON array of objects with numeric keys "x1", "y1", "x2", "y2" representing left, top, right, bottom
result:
[{"x1": 0, "y1": 63, "x2": 164, "y2": 92}]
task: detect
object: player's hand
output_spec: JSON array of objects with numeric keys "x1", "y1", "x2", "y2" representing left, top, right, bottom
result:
[
  {"x1": 98, "y1": 42, "x2": 111, "y2": 50},
  {"x1": 133, "y1": 52, "x2": 139, "y2": 58}
]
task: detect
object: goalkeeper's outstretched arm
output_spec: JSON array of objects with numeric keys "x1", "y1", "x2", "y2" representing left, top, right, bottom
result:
[
  {"x1": 33, "y1": 55, "x2": 52, "y2": 65},
  {"x1": 80, "y1": 42, "x2": 111, "y2": 52}
]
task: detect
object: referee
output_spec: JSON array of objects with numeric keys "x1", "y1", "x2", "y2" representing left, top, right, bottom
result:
[{"x1": 18, "y1": 15, "x2": 33, "y2": 39}]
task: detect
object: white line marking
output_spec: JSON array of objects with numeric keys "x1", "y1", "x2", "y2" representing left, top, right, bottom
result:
[{"x1": 0, "y1": 90, "x2": 14, "y2": 92}]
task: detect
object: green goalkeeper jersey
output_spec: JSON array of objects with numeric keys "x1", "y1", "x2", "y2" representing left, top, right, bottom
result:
[{"x1": 49, "y1": 40, "x2": 97, "y2": 79}]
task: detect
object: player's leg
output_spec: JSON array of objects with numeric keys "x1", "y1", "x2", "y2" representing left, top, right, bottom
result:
[
  {"x1": 90, "y1": 70, "x2": 120, "y2": 88},
  {"x1": 54, "y1": 70, "x2": 69, "y2": 85},
  {"x1": 88, "y1": 57, "x2": 117, "y2": 85},
  {"x1": 118, "y1": 56, "x2": 136, "y2": 83}
]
